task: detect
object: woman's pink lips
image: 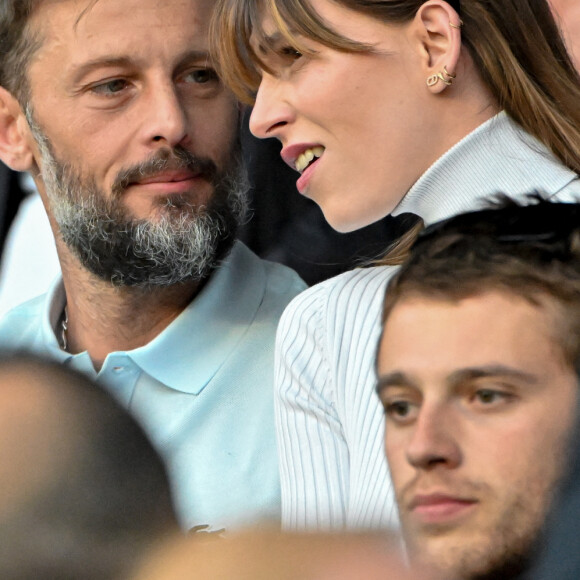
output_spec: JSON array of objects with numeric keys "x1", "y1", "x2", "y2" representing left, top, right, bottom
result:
[{"x1": 296, "y1": 157, "x2": 321, "y2": 194}]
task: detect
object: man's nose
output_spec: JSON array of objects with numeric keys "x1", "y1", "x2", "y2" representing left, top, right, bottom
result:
[
  {"x1": 144, "y1": 84, "x2": 189, "y2": 148},
  {"x1": 405, "y1": 404, "x2": 462, "y2": 470},
  {"x1": 249, "y1": 74, "x2": 294, "y2": 140}
]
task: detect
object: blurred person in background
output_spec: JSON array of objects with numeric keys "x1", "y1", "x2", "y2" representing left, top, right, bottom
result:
[
  {"x1": 0, "y1": 355, "x2": 178, "y2": 580},
  {"x1": 129, "y1": 530, "x2": 439, "y2": 580}
]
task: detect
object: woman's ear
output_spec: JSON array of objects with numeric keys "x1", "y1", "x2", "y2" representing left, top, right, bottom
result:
[
  {"x1": 413, "y1": 0, "x2": 462, "y2": 94},
  {"x1": 0, "y1": 86, "x2": 36, "y2": 171}
]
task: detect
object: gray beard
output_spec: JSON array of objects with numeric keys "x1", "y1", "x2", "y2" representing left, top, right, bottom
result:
[{"x1": 27, "y1": 108, "x2": 248, "y2": 288}]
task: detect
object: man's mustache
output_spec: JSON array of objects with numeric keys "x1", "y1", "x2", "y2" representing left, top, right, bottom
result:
[{"x1": 112, "y1": 147, "x2": 218, "y2": 197}]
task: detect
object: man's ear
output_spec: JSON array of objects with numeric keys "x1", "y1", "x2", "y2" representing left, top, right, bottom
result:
[
  {"x1": 413, "y1": 0, "x2": 463, "y2": 94},
  {"x1": 0, "y1": 86, "x2": 35, "y2": 171}
]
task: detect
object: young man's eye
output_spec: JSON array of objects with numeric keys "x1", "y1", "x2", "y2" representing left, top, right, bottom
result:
[
  {"x1": 384, "y1": 400, "x2": 418, "y2": 423},
  {"x1": 473, "y1": 389, "x2": 513, "y2": 406},
  {"x1": 184, "y1": 68, "x2": 219, "y2": 84},
  {"x1": 90, "y1": 79, "x2": 129, "y2": 96}
]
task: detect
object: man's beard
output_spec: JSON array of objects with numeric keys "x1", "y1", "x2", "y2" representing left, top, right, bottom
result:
[{"x1": 27, "y1": 110, "x2": 248, "y2": 288}]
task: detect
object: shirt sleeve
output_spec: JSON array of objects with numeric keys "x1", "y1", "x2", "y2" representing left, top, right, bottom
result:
[
  {"x1": 274, "y1": 286, "x2": 350, "y2": 530},
  {"x1": 274, "y1": 267, "x2": 400, "y2": 531}
]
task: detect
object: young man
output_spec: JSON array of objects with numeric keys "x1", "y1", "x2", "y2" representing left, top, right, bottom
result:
[
  {"x1": 376, "y1": 197, "x2": 580, "y2": 579},
  {"x1": 0, "y1": 0, "x2": 305, "y2": 532}
]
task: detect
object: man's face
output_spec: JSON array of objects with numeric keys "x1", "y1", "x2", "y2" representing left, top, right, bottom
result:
[
  {"x1": 21, "y1": 0, "x2": 245, "y2": 285},
  {"x1": 377, "y1": 291, "x2": 578, "y2": 579}
]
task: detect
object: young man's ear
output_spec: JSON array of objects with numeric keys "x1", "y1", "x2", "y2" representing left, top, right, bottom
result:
[
  {"x1": 0, "y1": 86, "x2": 35, "y2": 171},
  {"x1": 412, "y1": 0, "x2": 462, "y2": 94}
]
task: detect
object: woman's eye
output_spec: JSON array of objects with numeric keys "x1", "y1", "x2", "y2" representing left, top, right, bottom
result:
[
  {"x1": 279, "y1": 45, "x2": 303, "y2": 60},
  {"x1": 184, "y1": 68, "x2": 219, "y2": 84},
  {"x1": 90, "y1": 79, "x2": 129, "y2": 96}
]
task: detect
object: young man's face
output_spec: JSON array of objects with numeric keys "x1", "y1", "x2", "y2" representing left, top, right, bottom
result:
[
  {"x1": 377, "y1": 290, "x2": 578, "y2": 579},
  {"x1": 11, "y1": 0, "x2": 244, "y2": 285}
]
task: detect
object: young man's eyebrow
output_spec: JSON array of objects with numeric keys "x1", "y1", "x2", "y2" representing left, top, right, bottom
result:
[
  {"x1": 376, "y1": 365, "x2": 539, "y2": 396},
  {"x1": 376, "y1": 372, "x2": 417, "y2": 394},
  {"x1": 447, "y1": 365, "x2": 539, "y2": 388}
]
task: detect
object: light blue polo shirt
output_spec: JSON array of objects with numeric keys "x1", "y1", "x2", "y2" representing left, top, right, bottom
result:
[{"x1": 0, "y1": 241, "x2": 306, "y2": 532}]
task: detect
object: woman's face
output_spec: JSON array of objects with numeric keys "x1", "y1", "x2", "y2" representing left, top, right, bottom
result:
[{"x1": 249, "y1": 0, "x2": 438, "y2": 232}]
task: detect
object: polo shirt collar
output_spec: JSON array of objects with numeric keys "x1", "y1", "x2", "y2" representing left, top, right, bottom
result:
[
  {"x1": 40, "y1": 242, "x2": 266, "y2": 395},
  {"x1": 130, "y1": 242, "x2": 266, "y2": 394}
]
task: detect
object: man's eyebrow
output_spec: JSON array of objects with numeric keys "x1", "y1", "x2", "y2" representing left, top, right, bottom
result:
[
  {"x1": 69, "y1": 50, "x2": 211, "y2": 83},
  {"x1": 447, "y1": 365, "x2": 539, "y2": 387},
  {"x1": 70, "y1": 56, "x2": 134, "y2": 82},
  {"x1": 376, "y1": 365, "x2": 539, "y2": 395},
  {"x1": 376, "y1": 372, "x2": 417, "y2": 394}
]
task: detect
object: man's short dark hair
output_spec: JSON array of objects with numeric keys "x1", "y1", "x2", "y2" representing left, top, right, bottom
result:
[
  {"x1": 0, "y1": 354, "x2": 178, "y2": 580},
  {"x1": 0, "y1": 0, "x2": 101, "y2": 103},
  {"x1": 382, "y1": 195, "x2": 580, "y2": 371},
  {"x1": 0, "y1": 1, "x2": 42, "y2": 102}
]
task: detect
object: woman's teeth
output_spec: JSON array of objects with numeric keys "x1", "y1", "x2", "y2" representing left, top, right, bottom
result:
[{"x1": 295, "y1": 146, "x2": 324, "y2": 173}]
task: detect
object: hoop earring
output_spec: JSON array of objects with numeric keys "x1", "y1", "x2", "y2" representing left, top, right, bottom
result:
[{"x1": 449, "y1": 19, "x2": 463, "y2": 29}]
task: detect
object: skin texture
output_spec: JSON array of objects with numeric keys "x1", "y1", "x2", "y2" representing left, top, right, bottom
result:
[
  {"x1": 377, "y1": 291, "x2": 578, "y2": 579},
  {"x1": 249, "y1": 0, "x2": 497, "y2": 232},
  {"x1": 550, "y1": 0, "x2": 580, "y2": 69}
]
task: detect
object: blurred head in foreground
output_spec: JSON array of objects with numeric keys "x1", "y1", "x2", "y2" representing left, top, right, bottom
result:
[
  {"x1": 130, "y1": 529, "x2": 439, "y2": 580},
  {"x1": 0, "y1": 355, "x2": 178, "y2": 580},
  {"x1": 377, "y1": 196, "x2": 580, "y2": 579}
]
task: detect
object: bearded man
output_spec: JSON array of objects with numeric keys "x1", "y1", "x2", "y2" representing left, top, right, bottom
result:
[{"x1": 0, "y1": 0, "x2": 305, "y2": 532}]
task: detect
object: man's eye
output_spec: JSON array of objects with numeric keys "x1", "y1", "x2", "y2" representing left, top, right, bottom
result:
[
  {"x1": 184, "y1": 68, "x2": 219, "y2": 84},
  {"x1": 384, "y1": 400, "x2": 417, "y2": 423},
  {"x1": 90, "y1": 79, "x2": 129, "y2": 96},
  {"x1": 473, "y1": 389, "x2": 512, "y2": 406}
]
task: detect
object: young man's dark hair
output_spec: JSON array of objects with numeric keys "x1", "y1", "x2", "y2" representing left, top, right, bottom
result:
[{"x1": 382, "y1": 194, "x2": 580, "y2": 370}]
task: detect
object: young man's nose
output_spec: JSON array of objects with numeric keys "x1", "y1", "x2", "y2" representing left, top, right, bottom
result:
[{"x1": 405, "y1": 405, "x2": 462, "y2": 470}]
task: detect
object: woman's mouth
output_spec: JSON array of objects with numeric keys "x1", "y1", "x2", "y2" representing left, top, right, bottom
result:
[{"x1": 295, "y1": 146, "x2": 324, "y2": 173}]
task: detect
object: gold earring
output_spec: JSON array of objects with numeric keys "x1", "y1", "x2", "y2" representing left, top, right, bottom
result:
[
  {"x1": 426, "y1": 66, "x2": 456, "y2": 87},
  {"x1": 426, "y1": 74, "x2": 439, "y2": 87},
  {"x1": 442, "y1": 65, "x2": 456, "y2": 81},
  {"x1": 449, "y1": 19, "x2": 463, "y2": 29}
]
